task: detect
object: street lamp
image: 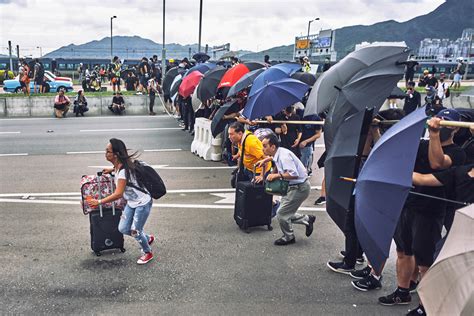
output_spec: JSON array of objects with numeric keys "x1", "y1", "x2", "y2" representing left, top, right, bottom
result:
[
  {"x1": 198, "y1": 0, "x2": 203, "y2": 53},
  {"x1": 307, "y1": 17, "x2": 320, "y2": 56},
  {"x1": 36, "y1": 46, "x2": 42, "y2": 57},
  {"x1": 161, "y1": 0, "x2": 166, "y2": 87},
  {"x1": 110, "y1": 15, "x2": 117, "y2": 60}
]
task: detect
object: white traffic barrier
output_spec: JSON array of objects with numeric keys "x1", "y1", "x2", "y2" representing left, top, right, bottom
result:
[{"x1": 191, "y1": 117, "x2": 223, "y2": 161}]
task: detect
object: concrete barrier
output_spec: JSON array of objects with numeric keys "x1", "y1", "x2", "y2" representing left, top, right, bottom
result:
[
  {"x1": 191, "y1": 117, "x2": 223, "y2": 161},
  {"x1": 0, "y1": 95, "x2": 161, "y2": 117}
]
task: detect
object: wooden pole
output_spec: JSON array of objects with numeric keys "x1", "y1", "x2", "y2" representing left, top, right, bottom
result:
[
  {"x1": 253, "y1": 120, "x2": 324, "y2": 125},
  {"x1": 378, "y1": 120, "x2": 474, "y2": 128}
]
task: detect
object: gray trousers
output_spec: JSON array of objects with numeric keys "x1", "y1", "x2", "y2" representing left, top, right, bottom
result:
[{"x1": 277, "y1": 180, "x2": 311, "y2": 240}]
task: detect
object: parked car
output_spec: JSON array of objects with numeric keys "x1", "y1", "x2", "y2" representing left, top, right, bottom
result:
[
  {"x1": 44, "y1": 70, "x2": 72, "y2": 82},
  {"x1": 3, "y1": 75, "x2": 74, "y2": 93}
]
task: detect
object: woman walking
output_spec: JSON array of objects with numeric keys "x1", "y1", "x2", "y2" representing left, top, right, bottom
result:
[{"x1": 87, "y1": 138, "x2": 155, "y2": 264}]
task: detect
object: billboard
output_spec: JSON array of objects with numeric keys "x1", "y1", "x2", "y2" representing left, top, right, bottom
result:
[
  {"x1": 313, "y1": 37, "x2": 332, "y2": 48},
  {"x1": 296, "y1": 39, "x2": 310, "y2": 50}
]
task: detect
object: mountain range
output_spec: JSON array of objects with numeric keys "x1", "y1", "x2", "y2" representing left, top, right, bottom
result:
[{"x1": 45, "y1": 0, "x2": 473, "y2": 61}]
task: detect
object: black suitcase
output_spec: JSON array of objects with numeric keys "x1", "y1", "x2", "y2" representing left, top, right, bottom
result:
[
  {"x1": 89, "y1": 208, "x2": 125, "y2": 256},
  {"x1": 234, "y1": 181, "x2": 273, "y2": 233}
]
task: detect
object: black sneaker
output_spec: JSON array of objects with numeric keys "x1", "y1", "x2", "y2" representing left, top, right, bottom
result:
[
  {"x1": 305, "y1": 215, "x2": 316, "y2": 237},
  {"x1": 351, "y1": 274, "x2": 382, "y2": 291},
  {"x1": 378, "y1": 289, "x2": 411, "y2": 306},
  {"x1": 406, "y1": 304, "x2": 426, "y2": 316},
  {"x1": 339, "y1": 250, "x2": 365, "y2": 265},
  {"x1": 274, "y1": 237, "x2": 295, "y2": 246},
  {"x1": 350, "y1": 266, "x2": 372, "y2": 279},
  {"x1": 409, "y1": 280, "x2": 419, "y2": 293},
  {"x1": 314, "y1": 196, "x2": 326, "y2": 205},
  {"x1": 327, "y1": 261, "x2": 355, "y2": 275}
]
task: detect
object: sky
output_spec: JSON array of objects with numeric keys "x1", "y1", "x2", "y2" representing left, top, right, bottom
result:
[{"x1": 0, "y1": 0, "x2": 445, "y2": 57}]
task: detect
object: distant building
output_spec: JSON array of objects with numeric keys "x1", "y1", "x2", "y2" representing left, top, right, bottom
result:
[{"x1": 417, "y1": 28, "x2": 473, "y2": 61}]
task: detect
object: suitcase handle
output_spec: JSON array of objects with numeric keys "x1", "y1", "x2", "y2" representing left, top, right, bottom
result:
[{"x1": 95, "y1": 172, "x2": 116, "y2": 217}]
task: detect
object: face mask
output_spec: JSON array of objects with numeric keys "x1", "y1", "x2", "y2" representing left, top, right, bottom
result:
[{"x1": 439, "y1": 127, "x2": 453, "y2": 142}]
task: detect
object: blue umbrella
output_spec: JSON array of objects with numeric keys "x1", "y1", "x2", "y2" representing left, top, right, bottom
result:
[
  {"x1": 226, "y1": 68, "x2": 265, "y2": 98},
  {"x1": 242, "y1": 78, "x2": 309, "y2": 120},
  {"x1": 354, "y1": 107, "x2": 428, "y2": 274},
  {"x1": 249, "y1": 63, "x2": 302, "y2": 97},
  {"x1": 184, "y1": 63, "x2": 216, "y2": 78}
]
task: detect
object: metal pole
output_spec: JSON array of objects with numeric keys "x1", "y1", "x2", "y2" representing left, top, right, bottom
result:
[
  {"x1": 198, "y1": 0, "x2": 203, "y2": 53},
  {"x1": 161, "y1": 0, "x2": 166, "y2": 87},
  {"x1": 16, "y1": 45, "x2": 19, "y2": 59},
  {"x1": 110, "y1": 16, "x2": 117, "y2": 60},
  {"x1": 464, "y1": 33, "x2": 472, "y2": 80},
  {"x1": 8, "y1": 40, "x2": 13, "y2": 72}
]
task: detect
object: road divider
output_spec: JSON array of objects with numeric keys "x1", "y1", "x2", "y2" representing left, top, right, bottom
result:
[{"x1": 191, "y1": 117, "x2": 223, "y2": 161}]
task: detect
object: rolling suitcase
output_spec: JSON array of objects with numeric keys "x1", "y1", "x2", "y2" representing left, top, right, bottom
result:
[
  {"x1": 233, "y1": 167, "x2": 273, "y2": 233},
  {"x1": 81, "y1": 172, "x2": 126, "y2": 256}
]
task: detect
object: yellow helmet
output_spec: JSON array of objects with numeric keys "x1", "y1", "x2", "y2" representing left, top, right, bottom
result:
[{"x1": 169, "y1": 58, "x2": 175, "y2": 63}]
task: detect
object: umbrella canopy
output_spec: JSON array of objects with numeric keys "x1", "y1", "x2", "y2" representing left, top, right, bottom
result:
[
  {"x1": 291, "y1": 71, "x2": 317, "y2": 86},
  {"x1": 305, "y1": 43, "x2": 409, "y2": 117},
  {"x1": 354, "y1": 107, "x2": 428, "y2": 274},
  {"x1": 227, "y1": 68, "x2": 265, "y2": 98},
  {"x1": 322, "y1": 49, "x2": 410, "y2": 149},
  {"x1": 163, "y1": 67, "x2": 186, "y2": 96},
  {"x1": 418, "y1": 204, "x2": 474, "y2": 316},
  {"x1": 196, "y1": 66, "x2": 227, "y2": 103},
  {"x1": 242, "y1": 61, "x2": 267, "y2": 71},
  {"x1": 387, "y1": 86, "x2": 406, "y2": 99},
  {"x1": 179, "y1": 71, "x2": 204, "y2": 98},
  {"x1": 218, "y1": 64, "x2": 251, "y2": 89},
  {"x1": 169, "y1": 75, "x2": 183, "y2": 99},
  {"x1": 184, "y1": 62, "x2": 216, "y2": 78},
  {"x1": 242, "y1": 78, "x2": 309, "y2": 120},
  {"x1": 249, "y1": 63, "x2": 302, "y2": 98},
  {"x1": 192, "y1": 52, "x2": 211, "y2": 63},
  {"x1": 211, "y1": 100, "x2": 240, "y2": 137},
  {"x1": 192, "y1": 83, "x2": 202, "y2": 112},
  {"x1": 324, "y1": 108, "x2": 373, "y2": 232}
]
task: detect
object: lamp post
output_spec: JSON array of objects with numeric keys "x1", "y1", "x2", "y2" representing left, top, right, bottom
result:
[
  {"x1": 306, "y1": 17, "x2": 320, "y2": 56},
  {"x1": 161, "y1": 0, "x2": 166, "y2": 87},
  {"x1": 110, "y1": 15, "x2": 117, "y2": 60},
  {"x1": 36, "y1": 46, "x2": 42, "y2": 57},
  {"x1": 198, "y1": 0, "x2": 203, "y2": 53}
]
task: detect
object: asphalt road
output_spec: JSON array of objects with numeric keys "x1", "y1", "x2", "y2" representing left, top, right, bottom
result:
[{"x1": 0, "y1": 111, "x2": 414, "y2": 315}]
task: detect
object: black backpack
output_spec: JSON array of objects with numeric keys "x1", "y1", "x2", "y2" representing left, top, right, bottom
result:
[{"x1": 127, "y1": 161, "x2": 167, "y2": 199}]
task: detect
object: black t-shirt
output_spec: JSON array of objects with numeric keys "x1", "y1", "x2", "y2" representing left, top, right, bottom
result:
[
  {"x1": 112, "y1": 96, "x2": 124, "y2": 105},
  {"x1": 274, "y1": 113, "x2": 302, "y2": 156},
  {"x1": 301, "y1": 114, "x2": 322, "y2": 147},
  {"x1": 125, "y1": 76, "x2": 138, "y2": 91},
  {"x1": 433, "y1": 164, "x2": 474, "y2": 206},
  {"x1": 406, "y1": 140, "x2": 466, "y2": 213},
  {"x1": 425, "y1": 77, "x2": 438, "y2": 87},
  {"x1": 405, "y1": 61, "x2": 419, "y2": 74},
  {"x1": 403, "y1": 90, "x2": 421, "y2": 115},
  {"x1": 138, "y1": 62, "x2": 149, "y2": 75}
]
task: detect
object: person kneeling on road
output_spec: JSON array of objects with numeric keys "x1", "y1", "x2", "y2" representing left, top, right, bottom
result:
[
  {"x1": 73, "y1": 89, "x2": 89, "y2": 117},
  {"x1": 255, "y1": 133, "x2": 315, "y2": 246},
  {"x1": 54, "y1": 89, "x2": 70, "y2": 118},
  {"x1": 87, "y1": 138, "x2": 155, "y2": 265}
]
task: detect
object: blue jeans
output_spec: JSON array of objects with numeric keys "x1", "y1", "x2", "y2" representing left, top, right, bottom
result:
[
  {"x1": 118, "y1": 200, "x2": 153, "y2": 253},
  {"x1": 300, "y1": 146, "x2": 314, "y2": 172}
]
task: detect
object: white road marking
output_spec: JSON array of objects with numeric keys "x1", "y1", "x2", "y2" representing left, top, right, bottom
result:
[
  {"x1": 0, "y1": 131, "x2": 21, "y2": 134},
  {"x1": 0, "y1": 115, "x2": 168, "y2": 121},
  {"x1": 210, "y1": 193, "x2": 235, "y2": 204},
  {"x1": 0, "y1": 153, "x2": 28, "y2": 157},
  {"x1": 144, "y1": 149, "x2": 183, "y2": 152},
  {"x1": 314, "y1": 144, "x2": 325, "y2": 148},
  {"x1": 0, "y1": 198, "x2": 326, "y2": 212},
  {"x1": 80, "y1": 128, "x2": 181, "y2": 132}
]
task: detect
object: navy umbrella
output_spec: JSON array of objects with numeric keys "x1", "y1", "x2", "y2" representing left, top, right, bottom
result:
[
  {"x1": 169, "y1": 75, "x2": 183, "y2": 99},
  {"x1": 184, "y1": 62, "x2": 216, "y2": 78},
  {"x1": 226, "y1": 68, "x2": 265, "y2": 98},
  {"x1": 249, "y1": 63, "x2": 302, "y2": 98},
  {"x1": 242, "y1": 61, "x2": 267, "y2": 71},
  {"x1": 325, "y1": 108, "x2": 373, "y2": 231},
  {"x1": 242, "y1": 78, "x2": 309, "y2": 120},
  {"x1": 354, "y1": 107, "x2": 428, "y2": 274},
  {"x1": 291, "y1": 71, "x2": 317, "y2": 86},
  {"x1": 196, "y1": 66, "x2": 227, "y2": 103}
]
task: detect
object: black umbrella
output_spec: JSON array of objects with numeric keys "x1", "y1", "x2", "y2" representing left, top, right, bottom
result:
[
  {"x1": 226, "y1": 68, "x2": 265, "y2": 98},
  {"x1": 291, "y1": 71, "x2": 317, "y2": 86},
  {"x1": 163, "y1": 67, "x2": 186, "y2": 96},
  {"x1": 324, "y1": 108, "x2": 373, "y2": 231},
  {"x1": 242, "y1": 61, "x2": 267, "y2": 71},
  {"x1": 169, "y1": 76, "x2": 183, "y2": 98},
  {"x1": 193, "y1": 52, "x2": 211, "y2": 63},
  {"x1": 196, "y1": 66, "x2": 227, "y2": 103},
  {"x1": 387, "y1": 86, "x2": 406, "y2": 99},
  {"x1": 324, "y1": 49, "x2": 409, "y2": 150},
  {"x1": 211, "y1": 100, "x2": 240, "y2": 137}
]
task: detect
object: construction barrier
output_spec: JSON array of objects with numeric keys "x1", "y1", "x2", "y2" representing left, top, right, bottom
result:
[{"x1": 191, "y1": 117, "x2": 223, "y2": 161}]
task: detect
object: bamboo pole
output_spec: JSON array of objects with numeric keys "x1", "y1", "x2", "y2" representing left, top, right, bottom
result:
[
  {"x1": 379, "y1": 120, "x2": 474, "y2": 128},
  {"x1": 253, "y1": 120, "x2": 325, "y2": 125}
]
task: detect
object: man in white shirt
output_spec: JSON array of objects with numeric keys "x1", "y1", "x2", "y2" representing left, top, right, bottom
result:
[{"x1": 256, "y1": 133, "x2": 315, "y2": 245}]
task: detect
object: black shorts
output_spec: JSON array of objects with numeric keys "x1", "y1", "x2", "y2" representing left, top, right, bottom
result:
[
  {"x1": 405, "y1": 73, "x2": 414, "y2": 82},
  {"x1": 35, "y1": 77, "x2": 44, "y2": 85},
  {"x1": 139, "y1": 75, "x2": 148, "y2": 87},
  {"x1": 20, "y1": 81, "x2": 27, "y2": 88},
  {"x1": 394, "y1": 207, "x2": 444, "y2": 267}
]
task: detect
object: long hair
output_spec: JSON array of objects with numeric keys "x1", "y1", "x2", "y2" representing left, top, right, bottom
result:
[{"x1": 109, "y1": 138, "x2": 139, "y2": 180}]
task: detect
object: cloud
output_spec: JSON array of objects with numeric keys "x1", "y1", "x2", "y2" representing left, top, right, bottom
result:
[{"x1": 0, "y1": 0, "x2": 446, "y2": 56}]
